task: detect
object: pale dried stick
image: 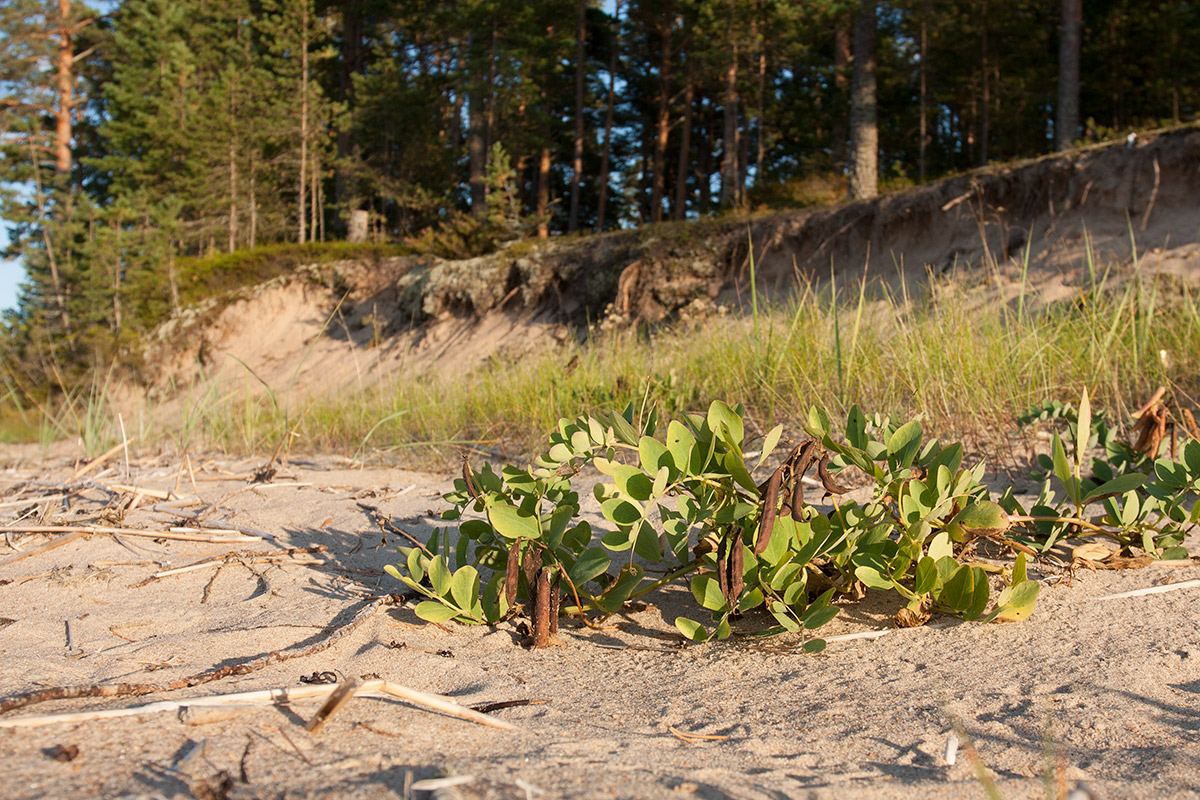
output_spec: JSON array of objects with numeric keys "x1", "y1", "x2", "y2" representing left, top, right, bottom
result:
[
  {"x1": 69, "y1": 438, "x2": 136, "y2": 482},
  {"x1": 0, "y1": 529, "x2": 89, "y2": 568},
  {"x1": 0, "y1": 679, "x2": 516, "y2": 731},
  {"x1": 1096, "y1": 579, "x2": 1200, "y2": 601},
  {"x1": 0, "y1": 595, "x2": 396, "y2": 714}
]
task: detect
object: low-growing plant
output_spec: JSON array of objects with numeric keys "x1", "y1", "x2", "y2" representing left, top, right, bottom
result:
[
  {"x1": 1003, "y1": 389, "x2": 1200, "y2": 558},
  {"x1": 386, "y1": 399, "x2": 1063, "y2": 649}
]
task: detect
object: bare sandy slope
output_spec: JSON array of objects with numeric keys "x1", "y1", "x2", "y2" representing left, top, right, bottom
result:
[
  {"x1": 1, "y1": 450, "x2": 1198, "y2": 800},
  {"x1": 139, "y1": 128, "x2": 1200, "y2": 412}
]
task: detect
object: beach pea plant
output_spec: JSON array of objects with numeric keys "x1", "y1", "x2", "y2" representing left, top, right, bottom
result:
[
  {"x1": 386, "y1": 399, "x2": 1059, "y2": 649},
  {"x1": 1002, "y1": 389, "x2": 1200, "y2": 558}
]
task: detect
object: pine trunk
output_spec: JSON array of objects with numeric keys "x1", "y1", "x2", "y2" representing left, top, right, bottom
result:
[
  {"x1": 568, "y1": 0, "x2": 586, "y2": 232},
  {"x1": 918, "y1": 3, "x2": 928, "y2": 181},
  {"x1": 674, "y1": 58, "x2": 695, "y2": 221},
  {"x1": 650, "y1": 5, "x2": 672, "y2": 222},
  {"x1": 536, "y1": 145, "x2": 551, "y2": 238},
  {"x1": 1057, "y1": 0, "x2": 1082, "y2": 150},
  {"x1": 847, "y1": 0, "x2": 877, "y2": 201},
  {"x1": 832, "y1": 20, "x2": 851, "y2": 171},
  {"x1": 720, "y1": 15, "x2": 739, "y2": 208},
  {"x1": 298, "y1": 1, "x2": 309, "y2": 244},
  {"x1": 468, "y1": 81, "x2": 487, "y2": 217},
  {"x1": 979, "y1": 0, "x2": 989, "y2": 166},
  {"x1": 335, "y1": 0, "x2": 363, "y2": 210},
  {"x1": 596, "y1": 0, "x2": 620, "y2": 232},
  {"x1": 54, "y1": 0, "x2": 73, "y2": 175}
]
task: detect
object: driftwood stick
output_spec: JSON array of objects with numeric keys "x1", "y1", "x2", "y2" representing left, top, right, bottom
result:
[
  {"x1": 0, "y1": 679, "x2": 516, "y2": 731},
  {"x1": 0, "y1": 595, "x2": 397, "y2": 715}
]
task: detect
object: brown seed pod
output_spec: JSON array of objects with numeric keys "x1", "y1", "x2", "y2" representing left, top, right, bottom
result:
[
  {"x1": 817, "y1": 455, "x2": 851, "y2": 495},
  {"x1": 503, "y1": 540, "x2": 522, "y2": 604},
  {"x1": 755, "y1": 467, "x2": 784, "y2": 555}
]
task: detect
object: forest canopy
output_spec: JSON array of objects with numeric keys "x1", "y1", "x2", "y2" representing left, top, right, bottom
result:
[{"x1": 0, "y1": 0, "x2": 1194, "y2": 359}]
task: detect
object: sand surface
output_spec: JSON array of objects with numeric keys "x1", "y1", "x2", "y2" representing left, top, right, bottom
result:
[{"x1": 1, "y1": 452, "x2": 1198, "y2": 800}]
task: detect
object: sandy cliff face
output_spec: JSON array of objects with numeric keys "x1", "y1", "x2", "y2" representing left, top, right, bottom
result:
[{"x1": 143, "y1": 126, "x2": 1200, "y2": 402}]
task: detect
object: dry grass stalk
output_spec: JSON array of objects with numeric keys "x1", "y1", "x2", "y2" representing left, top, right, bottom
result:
[
  {"x1": 305, "y1": 677, "x2": 361, "y2": 734},
  {"x1": 0, "y1": 529, "x2": 88, "y2": 567},
  {"x1": 69, "y1": 437, "x2": 136, "y2": 481},
  {"x1": 0, "y1": 525, "x2": 261, "y2": 544}
]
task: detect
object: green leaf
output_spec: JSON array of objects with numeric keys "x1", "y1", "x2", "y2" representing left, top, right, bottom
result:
[
  {"x1": 638, "y1": 436, "x2": 671, "y2": 476},
  {"x1": 1161, "y1": 546, "x2": 1190, "y2": 560},
  {"x1": 805, "y1": 406, "x2": 832, "y2": 438},
  {"x1": 845, "y1": 405, "x2": 867, "y2": 449},
  {"x1": 587, "y1": 416, "x2": 607, "y2": 445},
  {"x1": 666, "y1": 420, "x2": 697, "y2": 475},
  {"x1": 768, "y1": 601, "x2": 801, "y2": 632},
  {"x1": 651, "y1": 465, "x2": 670, "y2": 498},
  {"x1": 755, "y1": 424, "x2": 784, "y2": 471},
  {"x1": 855, "y1": 565, "x2": 893, "y2": 590},
  {"x1": 406, "y1": 548, "x2": 425, "y2": 583},
  {"x1": 1051, "y1": 433, "x2": 1073, "y2": 492},
  {"x1": 613, "y1": 464, "x2": 654, "y2": 501},
  {"x1": 801, "y1": 605, "x2": 839, "y2": 630},
  {"x1": 601, "y1": 497, "x2": 644, "y2": 526},
  {"x1": 427, "y1": 555, "x2": 452, "y2": 595},
  {"x1": 691, "y1": 575, "x2": 726, "y2": 610},
  {"x1": 714, "y1": 501, "x2": 756, "y2": 523},
  {"x1": 595, "y1": 565, "x2": 644, "y2": 613},
  {"x1": 914, "y1": 556, "x2": 938, "y2": 594},
  {"x1": 1083, "y1": 472, "x2": 1146, "y2": 503},
  {"x1": 1012, "y1": 551, "x2": 1028, "y2": 585},
  {"x1": 675, "y1": 617, "x2": 710, "y2": 642},
  {"x1": 459, "y1": 519, "x2": 492, "y2": 539},
  {"x1": 940, "y1": 564, "x2": 974, "y2": 612},
  {"x1": 600, "y1": 528, "x2": 633, "y2": 551},
  {"x1": 450, "y1": 566, "x2": 480, "y2": 609},
  {"x1": 1076, "y1": 387, "x2": 1092, "y2": 475},
  {"x1": 607, "y1": 409, "x2": 640, "y2": 445},
  {"x1": 548, "y1": 442, "x2": 573, "y2": 463},
  {"x1": 953, "y1": 501, "x2": 1010, "y2": 536},
  {"x1": 802, "y1": 638, "x2": 827, "y2": 654},
  {"x1": 486, "y1": 500, "x2": 541, "y2": 540},
  {"x1": 887, "y1": 420, "x2": 923, "y2": 468},
  {"x1": 706, "y1": 400, "x2": 745, "y2": 446},
  {"x1": 567, "y1": 547, "x2": 611, "y2": 586},
  {"x1": 966, "y1": 569, "x2": 990, "y2": 619},
  {"x1": 414, "y1": 601, "x2": 460, "y2": 623},
  {"x1": 926, "y1": 530, "x2": 953, "y2": 561},
  {"x1": 633, "y1": 520, "x2": 663, "y2": 562}
]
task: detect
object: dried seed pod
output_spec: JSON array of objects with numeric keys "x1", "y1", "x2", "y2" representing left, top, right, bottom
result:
[
  {"x1": 532, "y1": 569, "x2": 552, "y2": 648},
  {"x1": 817, "y1": 455, "x2": 851, "y2": 495},
  {"x1": 503, "y1": 540, "x2": 522, "y2": 604},
  {"x1": 462, "y1": 457, "x2": 481, "y2": 500},
  {"x1": 1181, "y1": 408, "x2": 1200, "y2": 442},
  {"x1": 754, "y1": 468, "x2": 784, "y2": 555},
  {"x1": 716, "y1": 537, "x2": 730, "y2": 604},
  {"x1": 522, "y1": 547, "x2": 543, "y2": 596},
  {"x1": 729, "y1": 532, "x2": 745, "y2": 608}
]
